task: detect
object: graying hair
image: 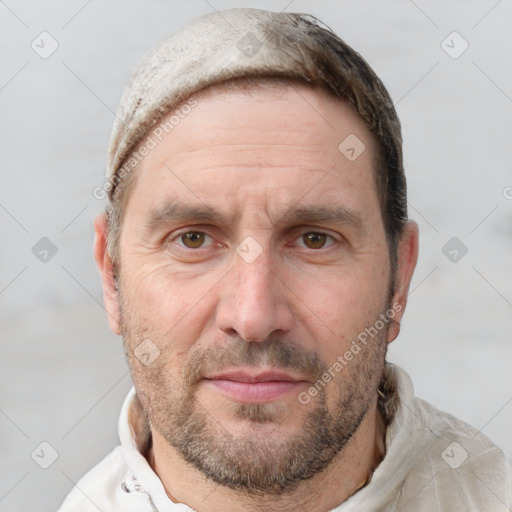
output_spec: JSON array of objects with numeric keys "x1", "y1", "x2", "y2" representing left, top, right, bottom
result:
[{"x1": 105, "y1": 8, "x2": 406, "y2": 270}]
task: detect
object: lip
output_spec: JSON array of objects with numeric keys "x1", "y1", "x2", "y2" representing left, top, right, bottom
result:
[{"x1": 203, "y1": 369, "x2": 308, "y2": 404}]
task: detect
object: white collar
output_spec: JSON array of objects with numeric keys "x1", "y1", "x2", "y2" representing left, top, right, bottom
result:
[{"x1": 119, "y1": 388, "x2": 193, "y2": 511}]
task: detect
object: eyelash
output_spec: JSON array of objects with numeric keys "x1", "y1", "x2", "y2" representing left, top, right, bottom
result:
[{"x1": 167, "y1": 229, "x2": 339, "y2": 251}]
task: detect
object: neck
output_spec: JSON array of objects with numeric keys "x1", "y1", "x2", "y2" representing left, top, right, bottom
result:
[{"x1": 147, "y1": 398, "x2": 386, "y2": 512}]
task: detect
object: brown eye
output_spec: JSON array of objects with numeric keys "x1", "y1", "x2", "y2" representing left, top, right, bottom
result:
[
  {"x1": 302, "y1": 232, "x2": 327, "y2": 249},
  {"x1": 181, "y1": 232, "x2": 206, "y2": 248}
]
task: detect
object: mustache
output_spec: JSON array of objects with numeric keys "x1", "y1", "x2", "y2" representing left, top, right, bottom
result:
[{"x1": 183, "y1": 335, "x2": 328, "y2": 388}]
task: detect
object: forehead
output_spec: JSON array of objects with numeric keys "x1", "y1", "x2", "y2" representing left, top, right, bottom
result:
[
  {"x1": 124, "y1": 82, "x2": 380, "y2": 224},
  {"x1": 154, "y1": 81, "x2": 374, "y2": 161}
]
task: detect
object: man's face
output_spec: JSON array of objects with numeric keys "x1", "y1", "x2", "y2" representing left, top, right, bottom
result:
[{"x1": 111, "y1": 83, "x2": 400, "y2": 493}]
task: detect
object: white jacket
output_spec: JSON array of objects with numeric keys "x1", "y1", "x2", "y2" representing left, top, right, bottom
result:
[{"x1": 57, "y1": 364, "x2": 510, "y2": 511}]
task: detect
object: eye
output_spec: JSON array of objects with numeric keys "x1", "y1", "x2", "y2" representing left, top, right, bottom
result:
[
  {"x1": 177, "y1": 231, "x2": 213, "y2": 249},
  {"x1": 296, "y1": 232, "x2": 336, "y2": 249}
]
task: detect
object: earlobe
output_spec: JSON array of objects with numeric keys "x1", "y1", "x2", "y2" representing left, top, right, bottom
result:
[
  {"x1": 387, "y1": 221, "x2": 419, "y2": 343},
  {"x1": 94, "y1": 213, "x2": 122, "y2": 335}
]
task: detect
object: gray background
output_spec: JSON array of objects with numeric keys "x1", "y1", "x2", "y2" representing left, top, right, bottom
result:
[{"x1": 1, "y1": 1, "x2": 511, "y2": 510}]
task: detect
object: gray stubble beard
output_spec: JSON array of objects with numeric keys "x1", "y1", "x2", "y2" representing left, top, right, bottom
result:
[{"x1": 122, "y1": 318, "x2": 388, "y2": 496}]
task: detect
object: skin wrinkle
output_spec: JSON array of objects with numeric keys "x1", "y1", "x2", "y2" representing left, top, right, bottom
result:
[
  {"x1": 106, "y1": 11, "x2": 408, "y2": 269},
  {"x1": 142, "y1": 202, "x2": 366, "y2": 248},
  {"x1": 106, "y1": 80, "x2": 393, "y2": 268},
  {"x1": 95, "y1": 82, "x2": 419, "y2": 512}
]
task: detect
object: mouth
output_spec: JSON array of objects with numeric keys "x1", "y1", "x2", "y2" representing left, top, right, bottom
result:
[{"x1": 202, "y1": 369, "x2": 309, "y2": 404}]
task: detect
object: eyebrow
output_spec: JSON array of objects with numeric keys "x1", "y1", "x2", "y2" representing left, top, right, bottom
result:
[
  {"x1": 145, "y1": 201, "x2": 229, "y2": 234},
  {"x1": 144, "y1": 201, "x2": 364, "y2": 235},
  {"x1": 278, "y1": 206, "x2": 363, "y2": 228}
]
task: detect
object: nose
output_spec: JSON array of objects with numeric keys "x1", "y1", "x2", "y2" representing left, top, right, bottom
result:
[{"x1": 216, "y1": 247, "x2": 294, "y2": 342}]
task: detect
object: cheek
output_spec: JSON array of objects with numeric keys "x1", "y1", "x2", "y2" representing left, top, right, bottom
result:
[
  {"x1": 120, "y1": 262, "x2": 219, "y2": 346},
  {"x1": 289, "y1": 264, "x2": 390, "y2": 367},
  {"x1": 298, "y1": 265, "x2": 387, "y2": 324}
]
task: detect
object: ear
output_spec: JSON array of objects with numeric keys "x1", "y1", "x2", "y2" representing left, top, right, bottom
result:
[
  {"x1": 94, "y1": 212, "x2": 121, "y2": 335},
  {"x1": 387, "y1": 221, "x2": 419, "y2": 343}
]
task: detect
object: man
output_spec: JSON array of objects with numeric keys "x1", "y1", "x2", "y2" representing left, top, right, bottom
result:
[{"x1": 58, "y1": 8, "x2": 510, "y2": 512}]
